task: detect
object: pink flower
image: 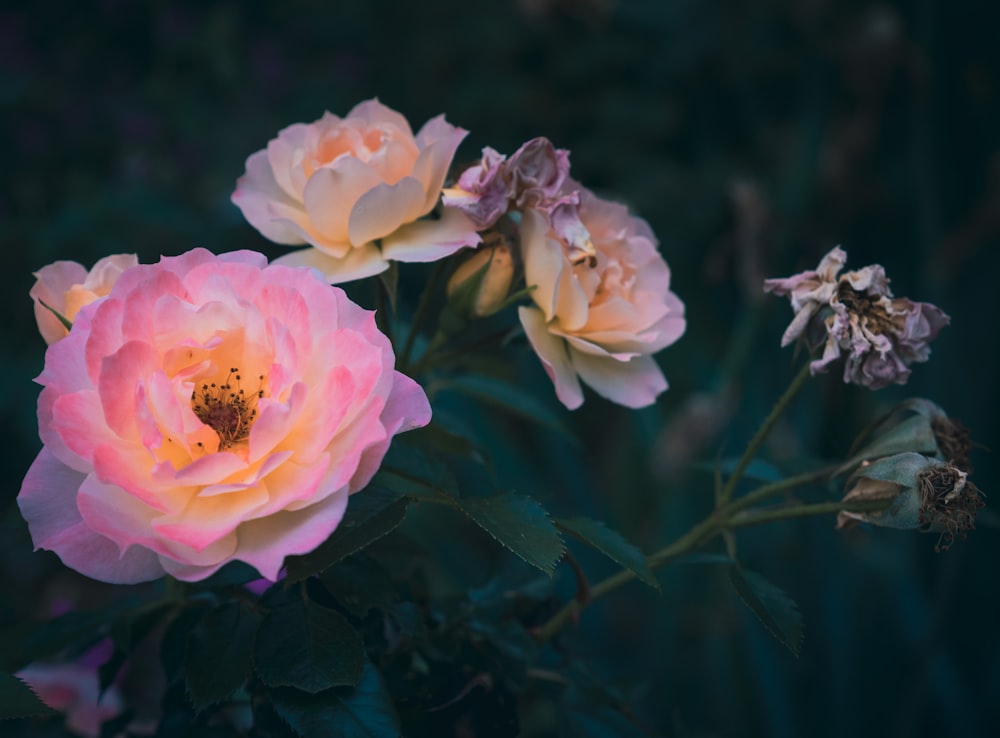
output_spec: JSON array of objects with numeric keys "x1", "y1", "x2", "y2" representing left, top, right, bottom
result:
[
  {"x1": 232, "y1": 99, "x2": 479, "y2": 283},
  {"x1": 442, "y1": 137, "x2": 570, "y2": 229},
  {"x1": 30, "y1": 254, "x2": 138, "y2": 344},
  {"x1": 764, "y1": 247, "x2": 949, "y2": 388},
  {"x1": 518, "y1": 188, "x2": 686, "y2": 409},
  {"x1": 17, "y1": 641, "x2": 123, "y2": 738},
  {"x1": 18, "y1": 249, "x2": 430, "y2": 583}
]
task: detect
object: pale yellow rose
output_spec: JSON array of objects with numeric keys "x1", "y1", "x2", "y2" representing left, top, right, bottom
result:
[
  {"x1": 518, "y1": 190, "x2": 685, "y2": 409},
  {"x1": 29, "y1": 254, "x2": 138, "y2": 344},
  {"x1": 232, "y1": 99, "x2": 479, "y2": 283}
]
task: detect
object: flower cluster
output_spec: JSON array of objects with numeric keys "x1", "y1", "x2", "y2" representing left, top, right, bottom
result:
[
  {"x1": 441, "y1": 136, "x2": 686, "y2": 408},
  {"x1": 764, "y1": 247, "x2": 949, "y2": 389}
]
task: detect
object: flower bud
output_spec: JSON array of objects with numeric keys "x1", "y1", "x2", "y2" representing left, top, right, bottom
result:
[
  {"x1": 446, "y1": 236, "x2": 515, "y2": 318},
  {"x1": 837, "y1": 452, "x2": 984, "y2": 551}
]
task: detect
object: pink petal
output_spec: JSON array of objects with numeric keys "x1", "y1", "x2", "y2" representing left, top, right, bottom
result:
[{"x1": 571, "y1": 352, "x2": 667, "y2": 409}]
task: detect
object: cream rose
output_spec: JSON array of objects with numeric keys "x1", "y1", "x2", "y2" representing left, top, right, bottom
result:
[
  {"x1": 518, "y1": 189, "x2": 686, "y2": 409},
  {"x1": 232, "y1": 98, "x2": 479, "y2": 283},
  {"x1": 29, "y1": 254, "x2": 138, "y2": 344}
]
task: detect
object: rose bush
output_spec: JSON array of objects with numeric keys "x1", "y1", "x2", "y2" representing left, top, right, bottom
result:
[
  {"x1": 18, "y1": 249, "x2": 430, "y2": 583},
  {"x1": 232, "y1": 98, "x2": 479, "y2": 283},
  {"x1": 30, "y1": 254, "x2": 138, "y2": 344},
  {"x1": 518, "y1": 187, "x2": 686, "y2": 409}
]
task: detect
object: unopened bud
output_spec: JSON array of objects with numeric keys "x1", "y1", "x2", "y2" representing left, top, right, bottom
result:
[{"x1": 446, "y1": 237, "x2": 515, "y2": 318}]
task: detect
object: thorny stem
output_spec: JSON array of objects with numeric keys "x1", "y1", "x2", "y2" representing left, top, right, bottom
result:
[
  {"x1": 536, "y1": 360, "x2": 831, "y2": 645},
  {"x1": 534, "y1": 490, "x2": 875, "y2": 643},
  {"x1": 717, "y1": 361, "x2": 813, "y2": 505}
]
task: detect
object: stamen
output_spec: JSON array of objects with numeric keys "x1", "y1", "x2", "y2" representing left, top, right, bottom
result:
[{"x1": 191, "y1": 367, "x2": 263, "y2": 449}]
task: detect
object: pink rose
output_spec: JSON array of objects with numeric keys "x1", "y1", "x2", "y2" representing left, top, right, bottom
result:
[
  {"x1": 18, "y1": 249, "x2": 430, "y2": 583},
  {"x1": 518, "y1": 188, "x2": 686, "y2": 409},
  {"x1": 30, "y1": 254, "x2": 138, "y2": 344},
  {"x1": 17, "y1": 641, "x2": 123, "y2": 738},
  {"x1": 232, "y1": 98, "x2": 479, "y2": 283}
]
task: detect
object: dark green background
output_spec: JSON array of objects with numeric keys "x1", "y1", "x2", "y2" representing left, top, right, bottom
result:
[{"x1": 2, "y1": 1, "x2": 998, "y2": 736}]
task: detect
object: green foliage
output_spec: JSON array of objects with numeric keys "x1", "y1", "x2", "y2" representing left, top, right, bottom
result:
[
  {"x1": 184, "y1": 602, "x2": 262, "y2": 709},
  {"x1": 0, "y1": 672, "x2": 57, "y2": 719},
  {"x1": 269, "y1": 661, "x2": 400, "y2": 738},
  {"x1": 432, "y1": 374, "x2": 574, "y2": 438},
  {"x1": 729, "y1": 565, "x2": 804, "y2": 657},
  {"x1": 557, "y1": 516, "x2": 658, "y2": 589},
  {"x1": 457, "y1": 493, "x2": 565, "y2": 575},
  {"x1": 286, "y1": 487, "x2": 409, "y2": 583},
  {"x1": 255, "y1": 592, "x2": 364, "y2": 693}
]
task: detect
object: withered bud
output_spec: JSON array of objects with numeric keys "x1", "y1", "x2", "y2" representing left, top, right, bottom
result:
[{"x1": 837, "y1": 452, "x2": 985, "y2": 551}]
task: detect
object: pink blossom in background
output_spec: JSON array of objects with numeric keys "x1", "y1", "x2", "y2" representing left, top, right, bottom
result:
[
  {"x1": 30, "y1": 254, "x2": 138, "y2": 344},
  {"x1": 518, "y1": 186, "x2": 686, "y2": 410},
  {"x1": 17, "y1": 640, "x2": 123, "y2": 738},
  {"x1": 764, "y1": 246, "x2": 949, "y2": 388},
  {"x1": 19, "y1": 249, "x2": 430, "y2": 583},
  {"x1": 232, "y1": 98, "x2": 479, "y2": 283}
]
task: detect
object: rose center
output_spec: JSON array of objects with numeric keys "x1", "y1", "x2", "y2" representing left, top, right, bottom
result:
[
  {"x1": 836, "y1": 283, "x2": 898, "y2": 335},
  {"x1": 191, "y1": 367, "x2": 263, "y2": 449}
]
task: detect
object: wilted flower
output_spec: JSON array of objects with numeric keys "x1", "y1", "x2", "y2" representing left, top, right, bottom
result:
[
  {"x1": 442, "y1": 137, "x2": 570, "y2": 229},
  {"x1": 518, "y1": 187, "x2": 685, "y2": 409},
  {"x1": 837, "y1": 452, "x2": 984, "y2": 551},
  {"x1": 18, "y1": 249, "x2": 430, "y2": 583},
  {"x1": 30, "y1": 254, "x2": 138, "y2": 344},
  {"x1": 232, "y1": 99, "x2": 479, "y2": 283},
  {"x1": 764, "y1": 247, "x2": 949, "y2": 389}
]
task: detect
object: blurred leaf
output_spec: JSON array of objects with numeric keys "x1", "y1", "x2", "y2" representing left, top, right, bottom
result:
[
  {"x1": 255, "y1": 595, "x2": 364, "y2": 693},
  {"x1": 432, "y1": 374, "x2": 574, "y2": 438},
  {"x1": 190, "y1": 561, "x2": 262, "y2": 589},
  {"x1": 457, "y1": 493, "x2": 564, "y2": 575},
  {"x1": 184, "y1": 602, "x2": 262, "y2": 710},
  {"x1": 318, "y1": 555, "x2": 399, "y2": 618},
  {"x1": 557, "y1": 517, "x2": 658, "y2": 589},
  {"x1": 286, "y1": 488, "x2": 409, "y2": 583},
  {"x1": 0, "y1": 672, "x2": 58, "y2": 719},
  {"x1": 695, "y1": 458, "x2": 784, "y2": 483},
  {"x1": 729, "y1": 565, "x2": 804, "y2": 657},
  {"x1": 161, "y1": 604, "x2": 211, "y2": 685},
  {"x1": 270, "y1": 660, "x2": 400, "y2": 738},
  {"x1": 0, "y1": 606, "x2": 130, "y2": 673},
  {"x1": 559, "y1": 683, "x2": 652, "y2": 738}
]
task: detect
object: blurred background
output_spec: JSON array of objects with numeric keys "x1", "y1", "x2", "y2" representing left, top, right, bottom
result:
[{"x1": 1, "y1": 1, "x2": 998, "y2": 736}]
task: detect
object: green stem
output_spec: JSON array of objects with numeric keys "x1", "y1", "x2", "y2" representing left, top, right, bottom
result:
[
  {"x1": 374, "y1": 279, "x2": 393, "y2": 348},
  {"x1": 535, "y1": 468, "x2": 846, "y2": 644},
  {"x1": 717, "y1": 361, "x2": 813, "y2": 504},
  {"x1": 727, "y1": 498, "x2": 891, "y2": 528},
  {"x1": 399, "y1": 262, "x2": 448, "y2": 373}
]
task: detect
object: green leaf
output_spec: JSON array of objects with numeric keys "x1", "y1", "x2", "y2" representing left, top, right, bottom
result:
[
  {"x1": 556, "y1": 517, "x2": 658, "y2": 589},
  {"x1": 457, "y1": 493, "x2": 564, "y2": 575},
  {"x1": 184, "y1": 602, "x2": 262, "y2": 710},
  {"x1": 0, "y1": 672, "x2": 58, "y2": 719},
  {"x1": 0, "y1": 607, "x2": 128, "y2": 672},
  {"x1": 255, "y1": 595, "x2": 364, "y2": 693},
  {"x1": 375, "y1": 441, "x2": 460, "y2": 501},
  {"x1": 286, "y1": 489, "x2": 408, "y2": 583},
  {"x1": 433, "y1": 374, "x2": 574, "y2": 438},
  {"x1": 270, "y1": 660, "x2": 400, "y2": 738},
  {"x1": 190, "y1": 561, "x2": 261, "y2": 589},
  {"x1": 729, "y1": 565, "x2": 804, "y2": 657},
  {"x1": 161, "y1": 605, "x2": 211, "y2": 685}
]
